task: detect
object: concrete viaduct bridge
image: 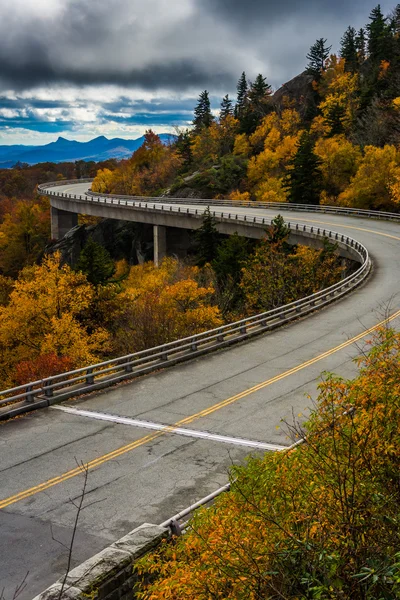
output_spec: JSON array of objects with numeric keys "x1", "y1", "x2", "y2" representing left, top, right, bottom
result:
[{"x1": 1, "y1": 180, "x2": 400, "y2": 599}]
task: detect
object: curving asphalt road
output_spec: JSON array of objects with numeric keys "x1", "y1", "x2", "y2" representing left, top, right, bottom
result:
[{"x1": 1, "y1": 182, "x2": 400, "y2": 599}]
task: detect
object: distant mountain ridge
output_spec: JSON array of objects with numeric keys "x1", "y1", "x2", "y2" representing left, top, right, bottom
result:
[{"x1": 0, "y1": 134, "x2": 175, "y2": 168}]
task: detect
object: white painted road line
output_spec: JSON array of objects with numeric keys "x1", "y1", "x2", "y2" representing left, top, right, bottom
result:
[{"x1": 53, "y1": 405, "x2": 286, "y2": 451}]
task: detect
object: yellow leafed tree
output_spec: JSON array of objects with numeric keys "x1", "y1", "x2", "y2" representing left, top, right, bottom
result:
[
  {"x1": 112, "y1": 258, "x2": 222, "y2": 353},
  {"x1": 0, "y1": 252, "x2": 109, "y2": 386}
]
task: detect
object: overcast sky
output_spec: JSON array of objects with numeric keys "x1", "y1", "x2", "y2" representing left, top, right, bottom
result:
[{"x1": 0, "y1": 0, "x2": 395, "y2": 145}]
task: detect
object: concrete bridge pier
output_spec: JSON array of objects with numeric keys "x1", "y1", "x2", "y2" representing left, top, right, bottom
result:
[
  {"x1": 153, "y1": 225, "x2": 167, "y2": 266},
  {"x1": 51, "y1": 207, "x2": 78, "y2": 240}
]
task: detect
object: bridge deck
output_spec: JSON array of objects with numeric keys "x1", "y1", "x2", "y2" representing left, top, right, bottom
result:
[{"x1": 1, "y1": 190, "x2": 400, "y2": 598}]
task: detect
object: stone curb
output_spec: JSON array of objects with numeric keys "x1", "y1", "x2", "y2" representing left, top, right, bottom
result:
[{"x1": 32, "y1": 524, "x2": 168, "y2": 600}]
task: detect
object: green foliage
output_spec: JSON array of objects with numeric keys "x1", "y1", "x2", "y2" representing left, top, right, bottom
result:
[
  {"x1": 76, "y1": 238, "x2": 115, "y2": 286},
  {"x1": 137, "y1": 326, "x2": 400, "y2": 600},
  {"x1": 267, "y1": 214, "x2": 290, "y2": 244},
  {"x1": 193, "y1": 90, "x2": 214, "y2": 130},
  {"x1": 341, "y1": 26, "x2": 358, "y2": 72},
  {"x1": 220, "y1": 94, "x2": 234, "y2": 120},
  {"x1": 306, "y1": 38, "x2": 332, "y2": 80},
  {"x1": 284, "y1": 131, "x2": 323, "y2": 205},
  {"x1": 187, "y1": 156, "x2": 247, "y2": 196},
  {"x1": 175, "y1": 129, "x2": 193, "y2": 172},
  {"x1": 212, "y1": 233, "x2": 250, "y2": 284},
  {"x1": 356, "y1": 28, "x2": 367, "y2": 63},
  {"x1": 195, "y1": 208, "x2": 222, "y2": 266},
  {"x1": 234, "y1": 71, "x2": 249, "y2": 121},
  {"x1": 367, "y1": 5, "x2": 392, "y2": 62}
]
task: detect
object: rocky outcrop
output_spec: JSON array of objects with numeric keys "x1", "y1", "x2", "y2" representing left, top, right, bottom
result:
[{"x1": 271, "y1": 71, "x2": 316, "y2": 118}]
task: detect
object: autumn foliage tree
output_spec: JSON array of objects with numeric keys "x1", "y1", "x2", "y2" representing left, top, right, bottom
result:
[
  {"x1": 137, "y1": 326, "x2": 400, "y2": 599},
  {"x1": 0, "y1": 253, "x2": 109, "y2": 387},
  {"x1": 111, "y1": 258, "x2": 222, "y2": 354},
  {"x1": 0, "y1": 196, "x2": 51, "y2": 277}
]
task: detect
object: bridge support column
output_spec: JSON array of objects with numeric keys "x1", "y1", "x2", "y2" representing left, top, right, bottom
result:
[
  {"x1": 153, "y1": 225, "x2": 167, "y2": 267},
  {"x1": 51, "y1": 207, "x2": 78, "y2": 240}
]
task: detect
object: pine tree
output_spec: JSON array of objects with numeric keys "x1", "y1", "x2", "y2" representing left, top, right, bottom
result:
[
  {"x1": 193, "y1": 90, "x2": 214, "y2": 130},
  {"x1": 238, "y1": 73, "x2": 272, "y2": 134},
  {"x1": 220, "y1": 95, "x2": 234, "y2": 120},
  {"x1": 175, "y1": 129, "x2": 193, "y2": 171},
  {"x1": 306, "y1": 38, "x2": 332, "y2": 80},
  {"x1": 234, "y1": 72, "x2": 248, "y2": 119},
  {"x1": 367, "y1": 5, "x2": 391, "y2": 62},
  {"x1": 356, "y1": 28, "x2": 367, "y2": 63},
  {"x1": 267, "y1": 215, "x2": 290, "y2": 245},
  {"x1": 341, "y1": 26, "x2": 358, "y2": 72},
  {"x1": 248, "y1": 74, "x2": 272, "y2": 108},
  {"x1": 393, "y1": 4, "x2": 400, "y2": 34},
  {"x1": 76, "y1": 238, "x2": 115, "y2": 286},
  {"x1": 284, "y1": 131, "x2": 323, "y2": 205},
  {"x1": 195, "y1": 207, "x2": 221, "y2": 266},
  {"x1": 212, "y1": 233, "x2": 249, "y2": 284}
]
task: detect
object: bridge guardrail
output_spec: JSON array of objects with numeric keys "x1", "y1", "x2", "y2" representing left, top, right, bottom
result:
[
  {"x1": 1, "y1": 181, "x2": 372, "y2": 419},
  {"x1": 38, "y1": 181, "x2": 400, "y2": 222}
]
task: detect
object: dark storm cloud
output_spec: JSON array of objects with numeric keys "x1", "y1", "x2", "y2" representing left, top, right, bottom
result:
[
  {"x1": 0, "y1": 0, "x2": 238, "y2": 93},
  {"x1": 0, "y1": 0, "x2": 395, "y2": 93},
  {"x1": 0, "y1": 57, "x2": 234, "y2": 92},
  {"x1": 202, "y1": 0, "x2": 371, "y2": 29}
]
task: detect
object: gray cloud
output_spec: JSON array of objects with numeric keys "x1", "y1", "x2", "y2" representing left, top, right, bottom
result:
[
  {"x1": 0, "y1": 0, "x2": 396, "y2": 145},
  {"x1": 203, "y1": 0, "x2": 372, "y2": 28},
  {"x1": 0, "y1": 0, "x2": 394, "y2": 94}
]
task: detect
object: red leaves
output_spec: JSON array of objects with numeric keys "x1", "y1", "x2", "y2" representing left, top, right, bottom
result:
[{"x1": 14, "y1": 353, "x2": 74, "y2": 384}]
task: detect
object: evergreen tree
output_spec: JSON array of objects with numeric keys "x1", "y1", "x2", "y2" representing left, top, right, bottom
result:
[
  {"x1": 193, "y1": 90, "x2": 214, "y2": 130},
  {"x1": 284, "y1": 131, "x2": 323, "y2": 205},
  {"x1": 211, "y1": 233, "x2": 250, "y2": 314},
  {"x1": 237, "y1": 73, "x2": 272, "y2": 134},
  {"x1": 356, "y1": 28, "x2": 367, "y2": 63},
  {"x1": 306, "y1": 38, "x2": 332, "y2": 80},
  {"x1": 234, "y1": 72, "x2": 248, "y2": 119},
  {"x1": 76, "y1": 238, "x2": 115, "y2": 286},
  {"x1": 248, "y1": 74, "x2": 272, "y2": 112},
  {"x1": 367, "y1": 5, "x2": 391, "y2": 62},
  {"x1": 220, "y1": 94, "x2": 234, "y2": 120},
  {"x1": 212, "y1": 233, "x2": 249, "y2": 284},
  {"x1": 175, "y1": 129, "x2": 193, "y2": 171},
  {"x1": 195, "y1": 208, "x2": 222, "y2": 266},
  {"x1": 393, "y1": 4, "x2": 400, "y2": 34},
  {"x1": 267, "y1": 215, "x2": 290, "y2": 245},
  {"x1": 341, "y1": 26, "x2": 359, "y2": 72}
]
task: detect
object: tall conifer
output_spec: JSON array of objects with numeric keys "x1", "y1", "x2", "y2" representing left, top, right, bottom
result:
[
  {"x1": 234, "y1": 72, "x2": 248, "y2": 119},
  {"x1": 193, "y1": 91, "x2": 214, "y2": 130},
  {"x1": 356, "y1": 28, "x2": 367, "y2": 63},
  {"x1": 306, "y1": 38, "x2": 332, "y2": 80},
  {"x1": 220, "y1": 94, "x2": 233, "y2": 120},
  {"x1": 367, "y1": 5, "x2": 391, "y2": 62},
  {"x1": 341, "y1": 26, "x2": 359, "y2": 72},
  {"x1": 284, "y1": 132, "x2": 322, "y2": 205}
]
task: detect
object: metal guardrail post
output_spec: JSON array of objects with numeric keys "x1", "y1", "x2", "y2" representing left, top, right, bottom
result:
[
  {"x1": 44, "y1": 381, "x2": 53, "y2": 398},
  {"x1": 25, "y1": 385, "x2": 34, "y2": 403},
  {"x1": 86, "y1": 368, "x2": 95, "y2": 385}
]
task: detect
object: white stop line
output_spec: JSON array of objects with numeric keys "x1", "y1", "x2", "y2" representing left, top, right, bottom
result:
[{"x1": 53, "y1": 405, "x2": 287, "y2": 452}]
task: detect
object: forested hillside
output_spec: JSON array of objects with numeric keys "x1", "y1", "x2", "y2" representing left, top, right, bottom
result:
[
  {"x1": 1, "y1": 3, "x2": 399, "y2": 389},
  {"x1": 93, "y1": 4, "x2": 400, "y2": 211}
]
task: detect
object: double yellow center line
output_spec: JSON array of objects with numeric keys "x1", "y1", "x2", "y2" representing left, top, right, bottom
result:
[{"x1": 1, "y1": 309, "x2": 399, "y2": 510}]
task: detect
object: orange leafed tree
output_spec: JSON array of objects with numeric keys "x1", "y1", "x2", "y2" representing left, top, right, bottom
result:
[
  {"x1": 137, "y1": 326, "x2": 400, "y2": 599},
  {"x1": 112, "y1": 257, "x2": 222, "y2": 354},
  {"x1": 0, "y1": 252, "x2": 109, "y2": 387}
]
